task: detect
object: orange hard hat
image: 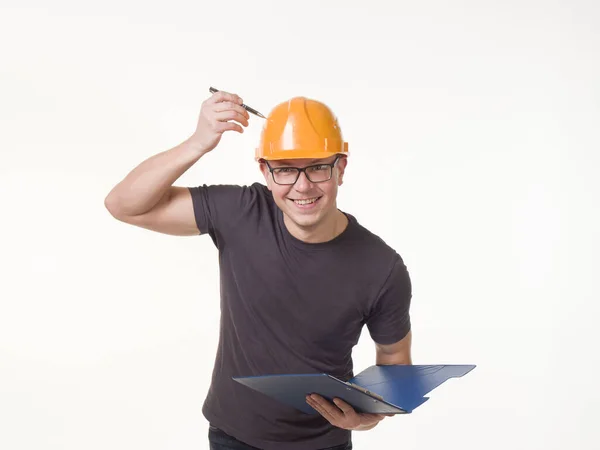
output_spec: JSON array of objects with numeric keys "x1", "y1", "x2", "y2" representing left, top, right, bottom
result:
[{"x1": 255, "y1": 97, "x2": 349, "y2": 161}]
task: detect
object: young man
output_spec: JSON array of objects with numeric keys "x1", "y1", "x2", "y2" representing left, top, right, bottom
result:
[{"x1": 104, "y1": 90, "x2": 413, "y2": 450}]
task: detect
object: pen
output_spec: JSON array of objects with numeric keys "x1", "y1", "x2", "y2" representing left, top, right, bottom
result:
[
  {"x1": 209, "y1": 87, "x2": 266, "y2": 119},
  {"x1": 345, "y1": 381, "x2": 384, "y2": 401}
]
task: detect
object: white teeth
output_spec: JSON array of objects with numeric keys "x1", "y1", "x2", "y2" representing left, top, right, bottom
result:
[{"x1": 294, "y1": 197, "x2": 318, "y2": 205}]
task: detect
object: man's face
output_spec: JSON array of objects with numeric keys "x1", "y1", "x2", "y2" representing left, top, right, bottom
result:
[{"x1": 260, "y1": 155, "x2": 348, "y2": 230}]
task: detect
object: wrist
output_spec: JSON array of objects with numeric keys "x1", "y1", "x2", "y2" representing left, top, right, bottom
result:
[
  {"x1": 183, "y1": 137, "x2": 211, "y2": 157},
  {"x1": 354, "y1": 423, "x2": 377, "y2": 431}
]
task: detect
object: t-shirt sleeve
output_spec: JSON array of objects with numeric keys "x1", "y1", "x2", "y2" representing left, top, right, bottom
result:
[
  {"x1": 187, "y1": 183, "x2": 261, "y2": 248},
  {"x1": 366, "y1": 256, "x2": 412, "y2": 345}
]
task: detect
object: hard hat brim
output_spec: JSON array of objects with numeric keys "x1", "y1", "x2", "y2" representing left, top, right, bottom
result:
[{"x1": 255, "y1": 149, "x2": 348, "y2": 161}]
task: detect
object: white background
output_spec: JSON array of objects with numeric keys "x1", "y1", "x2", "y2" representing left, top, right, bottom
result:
[{"x1": 1, "y1": 1, "x2": 599, "y2": 449}]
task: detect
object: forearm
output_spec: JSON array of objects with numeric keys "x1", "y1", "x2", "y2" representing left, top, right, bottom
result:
[{"x1": 105, "y1": 138, "x2": 206, "y2": 216}]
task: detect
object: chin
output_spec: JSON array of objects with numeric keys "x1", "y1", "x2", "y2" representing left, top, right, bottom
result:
[
  {"x1": 276, "y1": 199, "x2": 325, "y2": 229},
  {"x1": 288, "y1": 212, "x2": 322, "y2": 229}
]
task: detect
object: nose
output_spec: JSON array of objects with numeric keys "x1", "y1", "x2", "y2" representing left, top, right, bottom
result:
[{"x1": 294, "y1": 170, "x2": 313, "y2": 192}]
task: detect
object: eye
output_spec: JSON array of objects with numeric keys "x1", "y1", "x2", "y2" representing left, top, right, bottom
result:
[
  {"x1": 309, "y1": 165, "x2": 329, "y2": 171},
  {"x1": 274, "y1": 167, "x2": 296, "y2": 173}
]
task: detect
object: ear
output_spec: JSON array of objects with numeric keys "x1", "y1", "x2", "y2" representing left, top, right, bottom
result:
[
  {"x1": 259, "y1": 161, "x2": 273, "y2": 191},
  {"x1": 336, "y1": 156, "x2": 348, "y2": 186}
]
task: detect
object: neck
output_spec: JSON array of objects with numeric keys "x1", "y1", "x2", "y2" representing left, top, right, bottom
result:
[{"x1": 283, "y1": 208, "x2": 349, "y2": 244}]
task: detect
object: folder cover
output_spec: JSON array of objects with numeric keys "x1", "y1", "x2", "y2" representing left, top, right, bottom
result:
[{"x1": 233, "y1": 364, "x2": 475, "y2": 415}]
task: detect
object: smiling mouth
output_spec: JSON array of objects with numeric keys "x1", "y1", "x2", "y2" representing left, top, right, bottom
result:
[{"x1": 289, "y1": 196, "x2": 322, "y2": 206}]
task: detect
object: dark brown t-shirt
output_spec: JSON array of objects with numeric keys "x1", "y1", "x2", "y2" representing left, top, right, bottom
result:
[{"x1": 188, "y1": 183, "x2": 412, "y2": 450}]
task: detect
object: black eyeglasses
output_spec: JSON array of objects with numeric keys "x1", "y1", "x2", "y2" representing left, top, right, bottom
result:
[{"x1": 264, "y1": 156, "x2": 341, "y2": 185}]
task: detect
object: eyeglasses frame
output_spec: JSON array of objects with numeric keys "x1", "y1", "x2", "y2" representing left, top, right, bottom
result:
[{"x1": 262, "y1": 155, "x2": 342, "y2": 185}]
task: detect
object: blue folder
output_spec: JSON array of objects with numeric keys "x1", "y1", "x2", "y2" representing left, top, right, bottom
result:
[{"x1": 233, "y1": 364, "x2": 475, "y2": 415}]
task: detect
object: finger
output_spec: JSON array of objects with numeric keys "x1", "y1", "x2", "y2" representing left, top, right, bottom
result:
[
  {"x1": 332, "y1": 398, "x2": 355, "y2": 414},
  {"x1": 213, "y1": 111, "x2": 249, "y2": 127},
  {"x1": 213, "y1": 101, "x2": 250, "y2": 120},
  {"x1": 307, "y1": 397, "x2": 336, "y2": 423},
  {"x1": 310, "y1": 395, "x2": 344, "y2": 421},
  {"x1": 210, "y1": 90, "x2": 243, "y2": 106},
  {"x1": 309, "y1": 393, "x2": 333, "y2": 405},
  {"x1": 215, "y1": 121, "x2": 244, "y2": 134}
]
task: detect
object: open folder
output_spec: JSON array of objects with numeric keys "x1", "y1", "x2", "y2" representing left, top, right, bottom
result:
[{"x1": 233, "y1": 364, "x2": 476, "y2": 415}]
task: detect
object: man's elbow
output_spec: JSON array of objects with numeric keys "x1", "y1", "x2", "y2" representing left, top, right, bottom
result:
[{"x1": 375, "y1": 330, "x2": 412, "y2": 365}]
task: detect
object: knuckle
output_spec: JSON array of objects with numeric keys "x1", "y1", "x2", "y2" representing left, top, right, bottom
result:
[{"x1": 238, "y1": 106, "x2": 249, "y2": 118}]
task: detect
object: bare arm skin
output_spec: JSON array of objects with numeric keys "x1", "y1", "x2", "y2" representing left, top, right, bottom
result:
[{"x1": 104, "y1": 91, "x2": 250, "y2": 236}]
